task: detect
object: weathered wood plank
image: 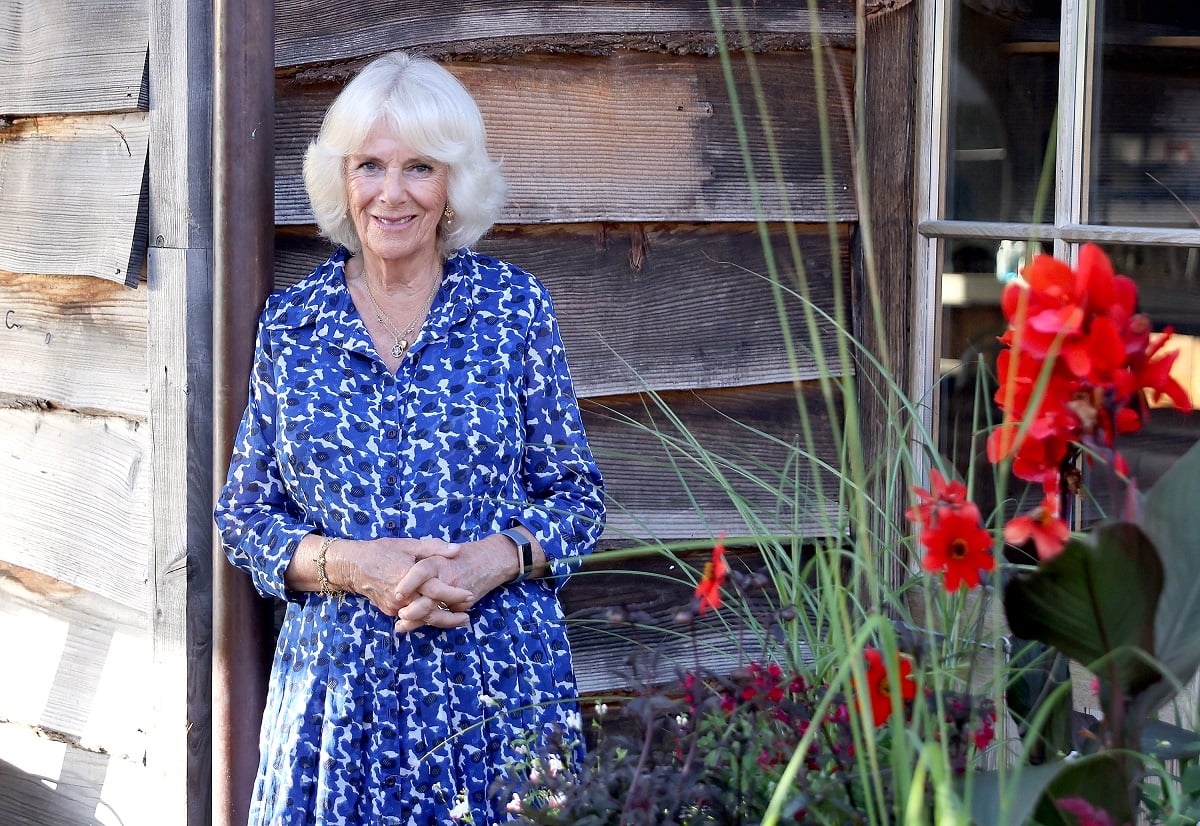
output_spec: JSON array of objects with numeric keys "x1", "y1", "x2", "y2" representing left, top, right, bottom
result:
[
  {"x1": 0, "y1": 271, "x2": 147, "y2": 419},
  {"x1": 860, "y1": 3, "x2": 917, "y2": 590},
  {"x1": 562, "y1": 545, "x2": 811, "y2": 694},
  {"x1": 277, "y1": 223, "x2": 854, "y2": 397},
  {"x1": 584, "y1": 383, "x2": 844, "y2": 543},
  {"x1": 0, "y1": 0, "x2": 148, "y2": 115},
  {"x1": 0, "y1": 408, "x2": 150, "y2": 611},
  {"x1": 0, "y1": 720, "x2": 150, "y2": 826},
  {"x1": 0, "y1": 113, "x2": 149, "y2": 285},
  {"x1": 147, "y1": 0, "x2": 216, "y2": 818},
  {"x1": 275, "y1": 0, "x2": 857, "y2": 68},
  {"x1": 274, "y1": 52, "x2": 857, "y2": 226},
  {"x1": 0, "y1": 562, "x2": 148, "y2": 759}
]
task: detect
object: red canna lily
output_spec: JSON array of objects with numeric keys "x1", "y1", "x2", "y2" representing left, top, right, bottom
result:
[
  {"x1": 919, "y1": 507, "x2": 996, "y2": 591},
  {"x1": 1004, "y1": 495, "x2": 1071, "y2": 560},
  {"x1": 859, "y1": 648, "x2": 917, "y2": 726},
  {"x1": 992, "y1": 243, "x2": 1193, "y2": 513},
  {"x1": 695, "y1": 534, "x2": 728, "y2": 615}
]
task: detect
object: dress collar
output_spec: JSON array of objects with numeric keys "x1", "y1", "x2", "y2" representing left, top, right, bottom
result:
[{"x1": 268, "y1": 245, "x2": 478, "y2": 360}]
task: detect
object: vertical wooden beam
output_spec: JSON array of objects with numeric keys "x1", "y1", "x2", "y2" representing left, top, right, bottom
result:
[
  {"x1": 213, "y1": 1, "x2": 276, "y2": 825},
  {"x1": 146, "y1": 1, "x2": 214, "y2": 824},
  {"x1": 858, "y1": 0, "x2": 918, "y2": 590}
]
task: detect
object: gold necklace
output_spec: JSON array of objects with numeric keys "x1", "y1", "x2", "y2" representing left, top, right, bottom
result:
[{"x1": 361, "y1": 272, "x2": 440, "y2": 358}]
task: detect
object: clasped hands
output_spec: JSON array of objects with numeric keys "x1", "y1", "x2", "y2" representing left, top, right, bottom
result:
[{"x1": 326, "y1": 536, "x2": 506, "y2": 632}]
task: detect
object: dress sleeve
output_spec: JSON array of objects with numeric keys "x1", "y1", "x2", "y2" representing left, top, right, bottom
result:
[
  {"x1": 503, "y1": 287, "x2": 606, "y2": 593},
  {"x1": 213, "y1": 309, "x2": 314, "y2": 602}
]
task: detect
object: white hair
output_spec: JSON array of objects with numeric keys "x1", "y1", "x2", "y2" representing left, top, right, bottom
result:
[{"x1": 303, "y1": 51, "x2": 507, "y2": 256}]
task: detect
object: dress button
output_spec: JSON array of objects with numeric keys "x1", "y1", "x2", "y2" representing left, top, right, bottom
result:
[
  {"x1": 386, "y1": 429, "x2": 398, "y2": 439},
  {"x1": 386, "y1": 520, "x2": 397, "y2": 531},
  {"x1": 384, "y1": 776, "x2": 398, "y2": 788},
  {"x1": 387, "y1": 475, "x2": 397, "y2": 485}
]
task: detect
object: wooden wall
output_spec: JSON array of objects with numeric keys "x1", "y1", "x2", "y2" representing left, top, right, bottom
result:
[
  {"x1": 269, "y1": 0, "x2": 916, "y2": 699},
  {"x1": 0, "y1": 2, "x2": 156, "y2": 824}
]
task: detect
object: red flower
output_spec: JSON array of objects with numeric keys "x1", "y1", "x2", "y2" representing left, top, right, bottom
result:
[
  {"x1": 1004, "y1": 495, "x2": 1071, "y2": 560},
  {"x1": 919, "y1": 508, "x2": 996, "y2": 591},
  {"x1": 859, "y1": 648, "x2": 916, "y2": 726},
  {"x1": 905, "y1": 469, "x2": 970, "y2": 529},
  {"x1": 1055, "y1": 797, "x2": 1126, "y2": 826},
  {"x1": 694, "y1": 534, "x2": 728, "y2": 614},
  {"x1": 992, "y1": 243, "x2": 1193, "y2": 500}
]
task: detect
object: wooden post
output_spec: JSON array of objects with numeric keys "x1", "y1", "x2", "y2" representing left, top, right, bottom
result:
[
  {"x1": 212, "y1": 1, "x2": 276, "y2": 824},
  {"x1": 147, "y1": 0, "x2": 215, "y2": 823},
  {"x1": 859, "y1": 0, "x2": 918, "y2": 592}
]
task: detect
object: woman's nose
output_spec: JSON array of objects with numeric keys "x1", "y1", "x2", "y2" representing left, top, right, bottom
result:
[{"x1": 379, "y1": 167, "x2": 407, "y2": 202}]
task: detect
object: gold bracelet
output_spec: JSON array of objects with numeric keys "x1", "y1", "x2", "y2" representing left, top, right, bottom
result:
[{"x1": 314, "y1": 535, "x2": 347, "y2": 602}]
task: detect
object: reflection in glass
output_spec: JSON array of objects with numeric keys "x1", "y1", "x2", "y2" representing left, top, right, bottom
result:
[
  {"x1": 946, "y1": 0, "x2": 1061, "y2": 222},
  {"x1": 1090, "y1": 1, "x2": 1200, "y2": 227}
]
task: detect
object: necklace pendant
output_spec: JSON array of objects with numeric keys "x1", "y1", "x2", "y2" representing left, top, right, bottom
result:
[{"x1": 392, "y1": 340, "x2": 406, "y2": 358}]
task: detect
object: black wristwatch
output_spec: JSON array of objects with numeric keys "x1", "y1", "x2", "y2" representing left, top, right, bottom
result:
[{"x1": 499, "y1": 527, "x2": 534, "y2": 584}]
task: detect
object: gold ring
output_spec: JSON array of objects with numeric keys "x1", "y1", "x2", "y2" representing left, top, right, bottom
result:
[{"x1": 437, "y1": 601, "x2": 451, "y2": 611}]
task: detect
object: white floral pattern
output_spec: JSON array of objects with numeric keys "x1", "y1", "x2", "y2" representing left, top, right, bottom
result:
[{"x1": 215, "y1": 246, "x2": 605, "y2": 825}]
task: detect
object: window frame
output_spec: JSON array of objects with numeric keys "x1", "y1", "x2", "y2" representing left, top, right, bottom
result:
[{"x1": 913, "y1": 0, "x2": 1200, "y2": 435}]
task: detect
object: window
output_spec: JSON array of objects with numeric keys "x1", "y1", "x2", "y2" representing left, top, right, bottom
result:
[{"x1": 916, "y1": 0, "x2": 1200, "y2": 522}]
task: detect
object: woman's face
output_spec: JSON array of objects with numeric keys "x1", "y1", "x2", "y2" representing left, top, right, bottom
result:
[{"x1": 344, "y1": 119, "x2": 449, "y2": 269}]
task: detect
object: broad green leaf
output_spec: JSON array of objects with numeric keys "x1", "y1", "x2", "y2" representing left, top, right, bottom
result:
[
  {"x1": 1141, "y1": 718, "x2": 1200, "y2": 762},
  {"x1": 1003, "y1": 523, "x2": 1163, "y2": 697},
  {"x1": 1137, "y1": 439, "x2": 1200, "y2": 717},
  {"x1": 1004, "y1": 637, "x2": 1074, "y2": 763},
  {"x1": 1030, "y1": 754, "x2": 1135, "y2": 826},
  {"x1": 968, "y1": 762, "x2": 1064, "y2": 826}
]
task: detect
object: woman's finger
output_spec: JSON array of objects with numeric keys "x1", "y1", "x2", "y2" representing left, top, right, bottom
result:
[{"x1": 393, "y1": 595, "x2": 468, "y2": 633}]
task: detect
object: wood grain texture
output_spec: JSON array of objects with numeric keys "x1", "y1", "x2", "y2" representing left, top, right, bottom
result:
[
  {"x1": 0, "y1": 562, "x2": 149, "y2": 759},
  {"x1": 562, "y1": 546, "x2": 798, "y2": 694},
  {"x1": 147, "y1": 0, "x2": 215, "y2": 816},
  {"x1": 277, "y1": 223, "x2": 854, "y2": 397},
  {"x1": 0, "y1": 408, "x2": 150, "y2": 611},
  {"x1": 0, "y1": 0, "x2": 148, "y2": 115},
  {"x1": 274, "y1": 51, "x2": 857, "y2": 226},
  {"x1": 584, "y1": 383, "x2": 844, "y2": 543},
  {"x1": 274, "y1": 0, "x2": 857, "y2": 68},
  {"x1": 0, "y1": 271, "x2": 147, "y2": 419},
  {"x1": 860, "y1": 3, "x2": 917, "y2": 592},
  {"x1": 0, "y1": 720, "x2": 150, "y2": 826},
  {"x1": 0, "y1": 113, "x2": 149, "y2": 285}
]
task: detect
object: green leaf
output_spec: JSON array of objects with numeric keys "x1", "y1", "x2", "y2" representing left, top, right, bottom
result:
[
  {"x1": 1003, "y1": 522, "x2": 1163, "y2": 698},
  {"x1": 1004, "y1": 638, "x2": 1075, "y2": 763},
  {"x1": 1141, "y1": 718, "x2": 1200, "y2": 762},
  {"x1": 968, "y1": 762, "x2": 1064, "y2": 826},
  {"x1": 1031, "y1": 754, "x2": 1135, "y2": 826},
  {"x1": 1138, "y1": 439, "x2": 1200, "y2": 716}
]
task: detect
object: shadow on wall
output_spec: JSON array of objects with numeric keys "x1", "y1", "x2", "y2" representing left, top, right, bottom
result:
[{"x1": 0, "y1": 751, "x2": 111, "y2": 826}]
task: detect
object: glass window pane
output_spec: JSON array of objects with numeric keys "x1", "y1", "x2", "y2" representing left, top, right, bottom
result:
[
  {"x1": 1090, "y1": 1, "x2": 1200, "y2": 227},
  {"x1": 945, "y1": 0, "x2": 1061, "y2": 222},
  {"x1": 938, "y1": 237, "x2": 1050, "y2": 523}
]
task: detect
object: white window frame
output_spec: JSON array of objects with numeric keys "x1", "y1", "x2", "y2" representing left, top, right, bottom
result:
[{"x1": 912, "y1": 0, "x2": 1200, "y2": 429}]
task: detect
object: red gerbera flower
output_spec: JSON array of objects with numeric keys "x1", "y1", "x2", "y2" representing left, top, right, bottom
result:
[
  {"x1": 695, "y1": 534, "x2": 728, "y2": 614},
  {"x1": 919, "y1": 508, "x2": 996, "y2": 591},
  {"x1": 859, "y1": 648, "x2": 917, "y2": 726},
  {"x1": 905, "y1": 469, "x2": 970, "y2": 529}
]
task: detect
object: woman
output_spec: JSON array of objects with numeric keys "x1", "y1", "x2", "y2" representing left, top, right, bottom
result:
[{"x1": 215, "y1": 51, "x2": 605, "y2": 825}]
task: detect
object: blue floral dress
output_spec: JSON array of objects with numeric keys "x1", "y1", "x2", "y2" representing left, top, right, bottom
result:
[{"x1": 215, "y1": 246, "x2": 605, "y2": 825}]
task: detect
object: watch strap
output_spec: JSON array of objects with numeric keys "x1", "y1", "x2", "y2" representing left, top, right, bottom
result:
[{"x1": 499, "y1": 527, "x2": 534, "y2": 584}]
